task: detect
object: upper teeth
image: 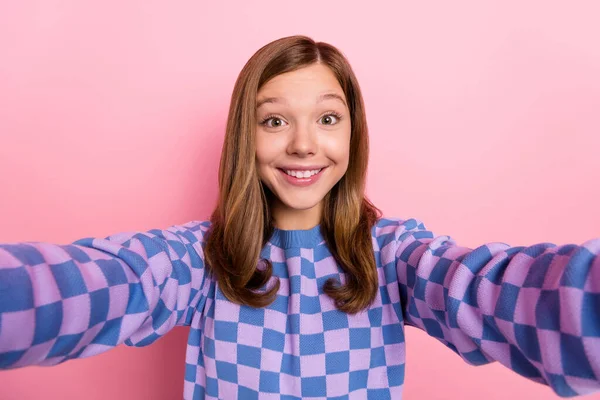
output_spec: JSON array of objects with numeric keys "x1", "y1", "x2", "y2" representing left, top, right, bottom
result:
[{"x1": 285, "y1": 169, "x2": 322, "y2": 178}]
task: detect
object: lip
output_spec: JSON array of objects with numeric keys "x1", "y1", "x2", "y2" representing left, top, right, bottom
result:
[
  {"x1": 277, "y1": 167, "x2": 326, "y2": 187},
  {"x1": 278, "y1": 165, "x2": 327, "y2": 171}
]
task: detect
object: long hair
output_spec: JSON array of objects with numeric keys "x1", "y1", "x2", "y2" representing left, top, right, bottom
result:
[{"x1": 204, "y1": 35, "x2": 381, "y2": 314}]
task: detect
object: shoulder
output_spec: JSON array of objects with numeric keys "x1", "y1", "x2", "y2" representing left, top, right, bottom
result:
[
  {"x1": 372, "y1": 217, "x2": 431, "y2": 250},
  {"x1": 179, "y1": 220, "x2": 212, "y2": 232},
  {"x1": 177, "y1": 220, "x2": 212, "y2": 241},
  {"x1": 143, "y1": 220, "x2": 213, "y2": 251},
  {"x1": 373, "y1": 217, "x2": 428, "y2": 237}
]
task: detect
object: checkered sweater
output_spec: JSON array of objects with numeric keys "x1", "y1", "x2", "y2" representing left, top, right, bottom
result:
[{"x1": 1, "y1": 218, "x2": 599, "y2": 399}]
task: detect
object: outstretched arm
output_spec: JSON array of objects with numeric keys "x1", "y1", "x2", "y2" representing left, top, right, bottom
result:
[
  {"x1": 393, "y1": 218, "x2": 599, "y2": 397},
  {"x1": 0, "y1": 220, "x2": 211, "y2": 368}
]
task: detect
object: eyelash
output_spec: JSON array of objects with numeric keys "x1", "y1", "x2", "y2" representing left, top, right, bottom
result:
[
  {"x1": 321, "y1": 112, "x2": 343, "y2": 123},
  {"x1": 259, "y1": 112, "x2": 343, "y2": 126},
  {"x1": 259, "y1": 114, "x2": 281, "y2": 126}
]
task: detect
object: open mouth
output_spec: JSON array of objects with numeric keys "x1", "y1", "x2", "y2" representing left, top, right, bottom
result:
[
  {"x1": 282, "y1": 168, "x2": 323, "y2": 178},
  {"x1": 277, "y1": 167, "x2": 326, "y2": 187}
]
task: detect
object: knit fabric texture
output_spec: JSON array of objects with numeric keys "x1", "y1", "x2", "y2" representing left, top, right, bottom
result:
[{"x1": 1, "y1": 218, "x2": 599, "y2": 399}]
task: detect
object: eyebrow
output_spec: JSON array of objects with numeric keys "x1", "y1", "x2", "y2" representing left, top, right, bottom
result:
[
  {"x1": 256, "y1": 97, "x2": 286, "y2": 108},
  {"x1": 317, "y1": 93, "x2": 347, "y2": 107},
  {"x1": 256, "y1": 92, "x2": 347, "y2": 109}
]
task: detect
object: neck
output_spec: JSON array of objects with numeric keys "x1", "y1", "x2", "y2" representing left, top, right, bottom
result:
[{"x1": 271, "y1": 200, "x2": 323, "y2": 230}]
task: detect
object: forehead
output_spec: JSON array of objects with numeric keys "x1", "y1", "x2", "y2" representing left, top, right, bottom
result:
[{"x1": 257, "y1": 64, "x2": 344, "y2": 100}]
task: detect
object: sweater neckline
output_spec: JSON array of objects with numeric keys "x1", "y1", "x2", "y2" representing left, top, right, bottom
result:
[{"x1": 269, "y1": 224, "x2": 324, "y2": 249}]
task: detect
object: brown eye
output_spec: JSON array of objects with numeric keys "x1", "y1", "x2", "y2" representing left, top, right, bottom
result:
[
  {"x1": 264, "y1": 117, "x2": 287, "y2": 128},
  {"x1": 319, "y1": 114, "x2": 339, "y2": 125}
]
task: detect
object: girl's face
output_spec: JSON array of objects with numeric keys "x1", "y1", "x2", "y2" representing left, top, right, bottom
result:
[{"x1": 255, "y1": 64, "x2": 351, "y2": 227}]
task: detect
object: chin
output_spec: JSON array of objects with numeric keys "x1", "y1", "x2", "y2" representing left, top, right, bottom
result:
[{"x1": 276, "y1": 193, "x2": 324, "y2": 212}]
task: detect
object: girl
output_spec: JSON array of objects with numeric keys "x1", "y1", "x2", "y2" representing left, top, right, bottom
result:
[{"x1": 0, "y1": 35, "x2": 599, "y2": 399}]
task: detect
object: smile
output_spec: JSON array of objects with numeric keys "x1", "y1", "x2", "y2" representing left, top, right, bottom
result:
[
  {"x1": 284, "y1": 169, "x2": 322, "y2": 178},
  {"x1": 277, "y1": 167, "x2": 326, "y2": 187}
]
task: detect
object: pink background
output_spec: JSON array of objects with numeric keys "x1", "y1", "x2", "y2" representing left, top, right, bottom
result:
[{"x1": 1, "y1": 1, "x2": 599, "y2": 399}]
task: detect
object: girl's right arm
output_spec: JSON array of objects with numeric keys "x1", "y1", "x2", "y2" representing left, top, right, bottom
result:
[{"x1": 0, "y1": 220, "x2": 211, "y2": 368}]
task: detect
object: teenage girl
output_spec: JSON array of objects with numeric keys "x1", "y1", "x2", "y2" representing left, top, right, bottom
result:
[{"x1": 1, "y1": 36, "x2": 599, "y2": 399}]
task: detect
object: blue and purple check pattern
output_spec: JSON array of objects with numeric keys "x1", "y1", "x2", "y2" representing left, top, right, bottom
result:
[{"x1": 1, "y1": 218, "x2": 599, "y2": 399}]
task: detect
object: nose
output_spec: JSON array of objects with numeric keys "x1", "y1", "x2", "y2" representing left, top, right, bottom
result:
[{"x1": 287, "y1": 122, "x2": 317, "y2": 157}]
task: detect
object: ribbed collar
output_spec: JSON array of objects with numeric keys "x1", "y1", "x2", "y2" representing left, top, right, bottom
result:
[{"x1": 268, "y1": 224, "x2": 324, "y2": 249}]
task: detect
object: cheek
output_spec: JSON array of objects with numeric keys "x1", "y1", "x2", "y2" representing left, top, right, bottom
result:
[
  {"x1": 255, "y1": 152, "x2": 271, "y2": 183},
  {"x1": 256, "y1": 130, "x2": 287, "y2": 158},
  {"x1": 255, "y1": 134, "x2": 273, "y2": 165},
  {"x1": 255, "y1": 134, "x2": 280, "y2": 182},
  {"x1": 323, "y1": 130, "x2": 351, "y2": 166},
  {"x1": 334, "y1": 133, "x2": 351, "y2": 176}
]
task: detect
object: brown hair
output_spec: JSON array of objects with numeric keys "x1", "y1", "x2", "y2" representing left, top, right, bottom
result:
[{"x1": 204, "y1": 35, "x2": 381, "y2": 314}]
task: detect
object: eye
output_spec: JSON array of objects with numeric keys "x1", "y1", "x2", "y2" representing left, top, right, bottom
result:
[
  {"x1": 261, "y1": 116, "x2": 288, "y2": 128},
  {"x1": 319, "y1": 113, "x2": 341, "y2": 125}
]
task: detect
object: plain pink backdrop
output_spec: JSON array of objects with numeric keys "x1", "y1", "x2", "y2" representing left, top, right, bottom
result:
[{"x1": 1, "y1": 1, "x2": 599, "y2": 399}]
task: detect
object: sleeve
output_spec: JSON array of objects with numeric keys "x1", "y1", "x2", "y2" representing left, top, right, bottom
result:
[
  {"x1": 0, "y1": 220, "x2": 212, "y2": 369},
  {"x1": 394, "y1": 218, "x2": 600, "y2": 398}
]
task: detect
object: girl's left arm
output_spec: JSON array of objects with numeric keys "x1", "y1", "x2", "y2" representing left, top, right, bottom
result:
[{"x1": 393, "y1": 218, "x2": 600, "y2": 398}]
